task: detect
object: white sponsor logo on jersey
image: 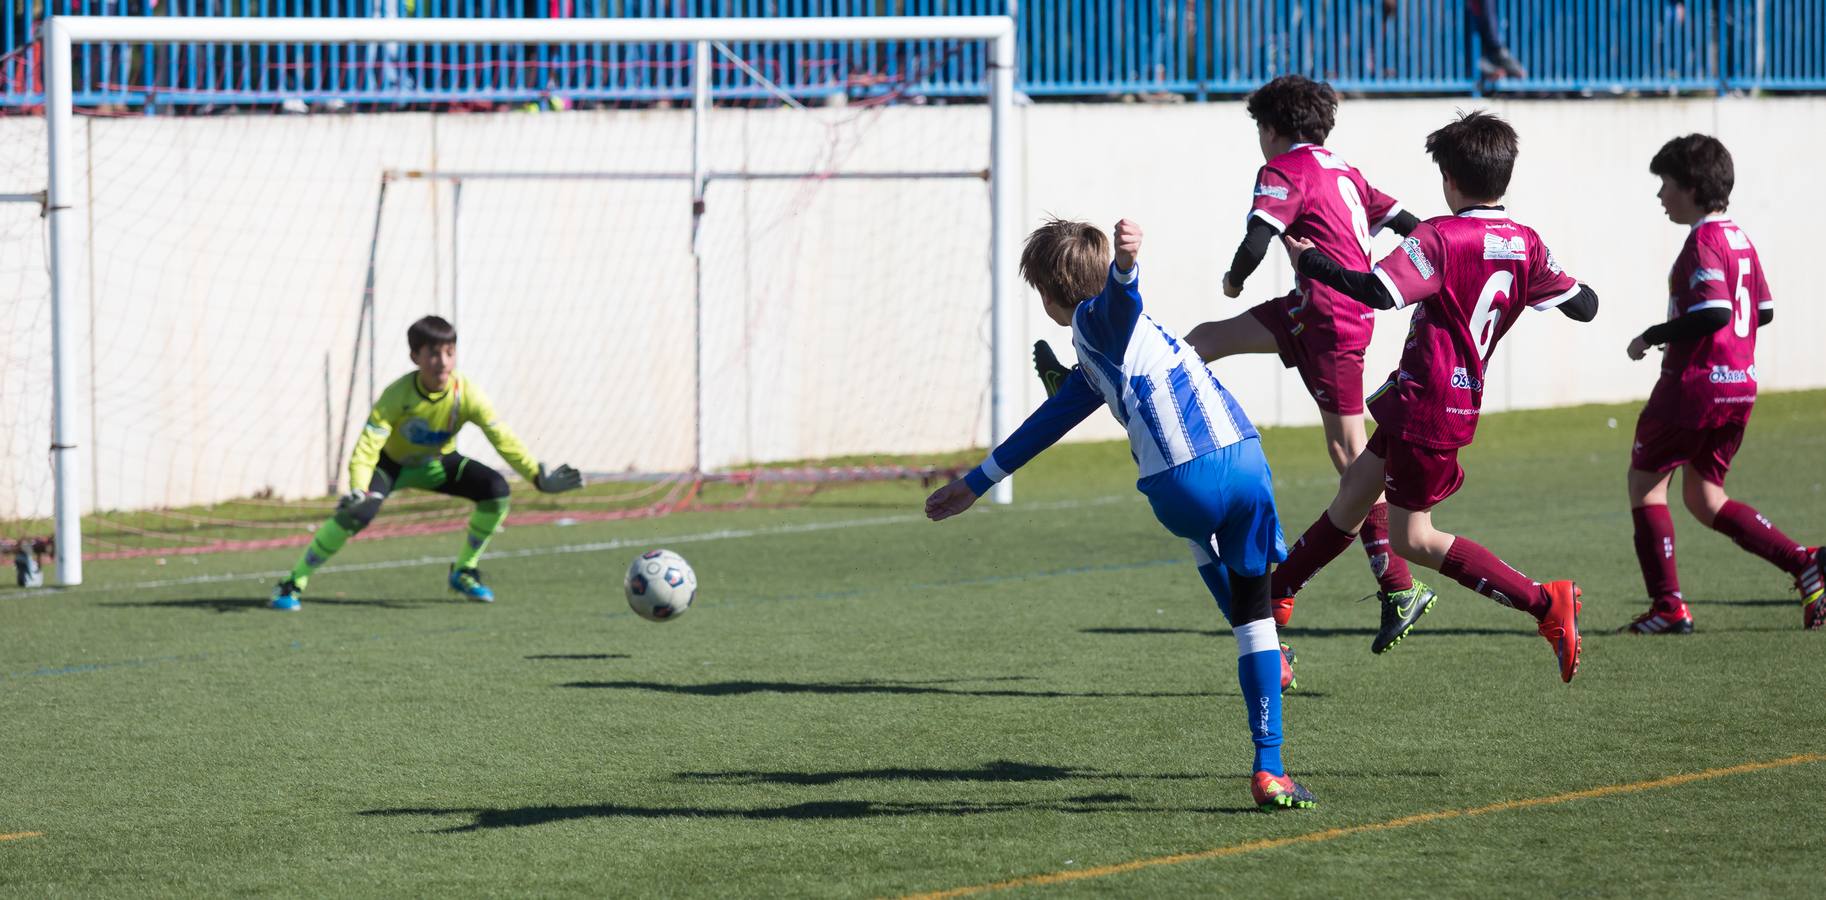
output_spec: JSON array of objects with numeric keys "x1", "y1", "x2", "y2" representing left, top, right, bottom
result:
[
  {"x1": 1450, "y1": 366, "x2": 1483, "y2": 391},
  {"x1": 1254, "y1": 183, "x2": 1289, "y2": 200},
  {"x1": 1690, "y1": 267, "x2": 1726, "y2": 289},
  {"x1": 1708, "y1": 364, "x2": 1752, "y2": 384},
  {"x1": 1401, "y1": 237, "x2": 1435, "y2": 278},
  {"x1": 1483, "y1": 233, "x2": 1527, "y2": 260}
]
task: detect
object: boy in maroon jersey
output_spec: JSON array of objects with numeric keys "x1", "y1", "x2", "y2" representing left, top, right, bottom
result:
[
  {"x1": 1036, "y1": 76, "x2": 1438, "y2": 659},
  {"x1": 1271, "y1": 110, "x2": 1600, "y2": 683},
  {"x1": 1622, "y1": 134, "x2": 1826, "y2": 633}
]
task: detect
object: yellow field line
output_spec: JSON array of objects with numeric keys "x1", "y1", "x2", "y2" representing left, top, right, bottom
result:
[
  {"x1": 901, "y1": 753, "x2": 1823, "y2": 899},
  {"x1": 0, "y1": 832, "x2": 43, "y2": 843}
]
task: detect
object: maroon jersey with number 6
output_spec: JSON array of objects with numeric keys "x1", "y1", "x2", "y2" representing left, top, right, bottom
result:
[{"x1": 1365, "y1": 207, "x2": 1582, "y2": 449}]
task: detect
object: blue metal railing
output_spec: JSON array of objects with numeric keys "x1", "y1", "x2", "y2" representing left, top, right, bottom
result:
[{"x1": 3, "y1": 1, "x2": 1823, "y2": 110}]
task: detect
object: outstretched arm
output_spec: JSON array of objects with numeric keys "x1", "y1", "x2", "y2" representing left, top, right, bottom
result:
[
  {"x1": 1222, "y1": 217, "x2": 1280, "y2": 297},
  {"x1": 463, "y1": 381, "x2": 580, "y2": 492},
  {"x1": 927, "y1": 370, "x2": 1103, "y2": 521}
]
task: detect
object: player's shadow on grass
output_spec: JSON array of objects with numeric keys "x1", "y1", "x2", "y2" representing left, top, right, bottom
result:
[
  {"x1": 362, "y1": 793, "x2": 1262, "y2": 832},
  {"x1": 673, "y1": 759, "x2": 1212, "y2": 786},
  {"x1": 1080, "y1": 626, "x2": 1528, "y2": 639},
  {"x1": 561, "y1": 675, "x2": 1226, "y2": 699},
  {"x1": 677, "y1": 761, "x2": 1441, "y2": 786},
  {"x1": 1689, "y1": 598, "x2": 1795, "y2": 608},
  {"x1": 526, "y1": 653, "x2": 631, "y2": 661},
  {"x1": 100, "y1": 596, "x2": 446, "y2": 614}
]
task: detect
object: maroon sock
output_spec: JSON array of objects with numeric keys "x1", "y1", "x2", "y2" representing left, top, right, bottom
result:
[
  {"x1": 1710, "y1": 500, "x2": 1810, "y2": 576},
  {"x1": 1440, "y1": 537, "x2": 1549, "y2": 618},
  {"x1": 1271, "y1": 512, "x2": 1358, "y2": 599},
  {"x1": 1631, "y1": 504, "x2": 1682, "y2": 608},
  {"x1": 1359, "y1": 503, "x2": 1414, "y2": 593}
]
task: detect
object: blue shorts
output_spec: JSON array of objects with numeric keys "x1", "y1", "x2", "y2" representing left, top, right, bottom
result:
[{"x1": 1138, "y1": 438, "x2": 1287, "y2": 578}]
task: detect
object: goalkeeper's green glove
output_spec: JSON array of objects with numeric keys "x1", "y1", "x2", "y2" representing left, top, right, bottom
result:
[{"x1": 535, "y1": 463, "x2": 583, "y2": 493}]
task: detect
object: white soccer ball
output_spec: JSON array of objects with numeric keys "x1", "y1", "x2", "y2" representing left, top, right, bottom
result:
[{"x1": 624, "y1": 549, "x2": 696, "y2": 622}]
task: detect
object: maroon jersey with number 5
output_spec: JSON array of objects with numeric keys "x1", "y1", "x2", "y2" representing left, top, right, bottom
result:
[
  {"x1": 1641, "y1": 214, "x2": 1770, "y2": 429},
  {"x1": 1365, "y1": 207, "x2": 1582, "y2": 449}
]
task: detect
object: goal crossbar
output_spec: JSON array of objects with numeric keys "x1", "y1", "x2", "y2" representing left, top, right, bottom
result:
[{"x1": 42, "y1": 15, "x2": 1021, "y2": 585}]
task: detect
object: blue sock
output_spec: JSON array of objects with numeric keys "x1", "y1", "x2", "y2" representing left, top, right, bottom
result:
[{"x1": 1234, "y1": 618, "x2": 1285, "y2": 776}]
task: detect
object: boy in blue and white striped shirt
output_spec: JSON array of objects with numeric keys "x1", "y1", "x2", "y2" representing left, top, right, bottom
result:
[{"x1": 924, "y1": 218, "x2": 1315, "y2": 812}]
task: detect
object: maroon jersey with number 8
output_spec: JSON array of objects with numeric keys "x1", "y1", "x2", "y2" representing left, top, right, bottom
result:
[{"x1": 1248, "y1": 143, "x2": 1405, "y2": 351}]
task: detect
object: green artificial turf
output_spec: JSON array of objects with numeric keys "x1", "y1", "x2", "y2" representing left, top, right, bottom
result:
[{"x1": 3, "y1": 392, "x2": 1823, "y2": 897}]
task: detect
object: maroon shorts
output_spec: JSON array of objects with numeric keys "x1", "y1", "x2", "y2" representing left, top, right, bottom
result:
[
  {"x1": 1248, "y1": 293, "x2": 1366, "y2": 416},
  {"x1": 1630, "y1": 415, "x2": 1746, "y2": 486},
  {"x1": 1366, "y1": 428, "x2": 1465, "y2": 512}
]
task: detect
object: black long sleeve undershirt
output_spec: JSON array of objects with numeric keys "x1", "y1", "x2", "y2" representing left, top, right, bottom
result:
[
  {"x1": 1294, "y1": 247, "x2": 1396, "y2": 308},
  {"x1": 1640, "y1": 306, "x2": 1773, "y2": 345},
  {"x1": 1556, "y1": 287, "x2": 1600, "y2": 322},
  {"x1": 1295, "y1": 247, "x2": 1601, "y2": 321},
  {"x1": 1224, "y1": 218, "x2": 1279, "y2": 289},
  {"x1": 1385, "y1": 209, "x2": 1422, "y2": 237}
]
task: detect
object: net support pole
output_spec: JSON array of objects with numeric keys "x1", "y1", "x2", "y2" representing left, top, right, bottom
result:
[
  {"x1": 690, "y1": 38, "x2": 709, "y2": 478},
  {"x1": 450, "y1": 178, "x2": 463, "y2": 328},
  {"x1": 45, "y1": 19, "x2": 84, "y2": 585},
  {"x1": 987, "y1": 26, "x2": 1017, "y2": 505}
]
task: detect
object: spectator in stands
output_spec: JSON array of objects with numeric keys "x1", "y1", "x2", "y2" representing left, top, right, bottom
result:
[{"x1": 1469, "y1": 0, "x2": 1526, "y2": 80}]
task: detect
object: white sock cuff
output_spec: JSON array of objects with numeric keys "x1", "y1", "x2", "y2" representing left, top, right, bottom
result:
[{"x1": 1234, "y1": 617, "x2": 1280, "y2": 657}]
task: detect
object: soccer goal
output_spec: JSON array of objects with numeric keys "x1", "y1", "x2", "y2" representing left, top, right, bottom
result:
[{"x1": 30, "y1": 15, "x2": 1019, "y2": 585}]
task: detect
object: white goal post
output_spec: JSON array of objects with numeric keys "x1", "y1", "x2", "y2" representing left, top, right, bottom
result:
[{"x1": 42, "y1": 14, "x2": 1020, "y2": 586}]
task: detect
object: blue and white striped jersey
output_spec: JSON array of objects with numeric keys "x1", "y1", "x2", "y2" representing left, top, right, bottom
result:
[
  {"x1": 964, "y1": 263, "x2": 1259, "y2": 495},
  {"x1": 1071, "y1": 265, "x2": 1257, "y2": 476}
]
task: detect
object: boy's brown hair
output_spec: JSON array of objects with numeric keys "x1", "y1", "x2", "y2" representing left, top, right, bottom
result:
[
  {"x1": 1019, "y1": 218, "x2": 1110, "y2": 306},
  {"x1": 1246, "y1": 75, "x2": 1338, "y2": 144},
  {"x1": 1424, "y1": 110, "x2": 1519, "y2": 201},
  {"x1": 1650, "y1": 134, "x2": 1734, "y2": 212},
  {"x1": 407, "y1": 315, "x2": 457, "y2": 355}
]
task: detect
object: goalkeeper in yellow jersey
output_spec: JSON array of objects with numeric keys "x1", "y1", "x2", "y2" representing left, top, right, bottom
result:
[{"x1": 270, "y1": 315, "x2": 582, "y2": 611}]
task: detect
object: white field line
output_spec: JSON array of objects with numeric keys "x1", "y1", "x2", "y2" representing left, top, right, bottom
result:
[{"x1": 23, "y1": 495, "x2": 1130, "y2": 597}]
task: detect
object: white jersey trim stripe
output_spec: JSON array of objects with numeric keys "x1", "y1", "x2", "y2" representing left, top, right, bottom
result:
[
  {"x1": 1249, "y1": 208, "x2": 1287, "y2": 232},
  {"x1": 1531, "y1": 283, "x2": 1583, "y2": 311},
  {"x1": 1758, "y1": 300, "x2": 1776, "y2": 310},
  {"x1": 1372, "y1": 202, "x2": 1404, "y2": 234},
  {"x1": 1374, "y1": 265, "x2": 1408, "y2": 310},
  {"x1": 1684, "y1": 299, "x2": 1733, "y2": 314}
]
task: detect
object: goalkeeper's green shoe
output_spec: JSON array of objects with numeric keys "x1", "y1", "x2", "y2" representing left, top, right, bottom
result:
[
  {"x1": 1033, "y1": 340, "x2": 1074, "y2": 398},
  {"x1": 1371, "y1": 581, "x2": 1437, "y2": 654},
  {"x1": 449, "y1": 566, "x2": 495, "y2": 603}
]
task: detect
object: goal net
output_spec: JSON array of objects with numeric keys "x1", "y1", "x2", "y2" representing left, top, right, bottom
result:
[{"x1": 15, "y1": 16, "x2": 1017, "y2": 581}]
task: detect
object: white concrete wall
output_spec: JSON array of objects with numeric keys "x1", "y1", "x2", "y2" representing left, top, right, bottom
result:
[
  {"x1": 0, "y1": 95, "x2": 1820, "y2": 518},
  {"x1": 1021, "y1": 96, "x2": 1826, "y2": 446}
]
